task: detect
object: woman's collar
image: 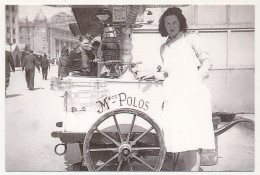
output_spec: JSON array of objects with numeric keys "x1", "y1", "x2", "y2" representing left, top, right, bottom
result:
[{"x1": 166, "y1": 31, "x2": 184, "y2": 44}]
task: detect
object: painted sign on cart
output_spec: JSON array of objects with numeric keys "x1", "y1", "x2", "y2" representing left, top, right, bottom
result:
[{"x1": 96, "y1": 92, "x2": 150, "y2": 113}]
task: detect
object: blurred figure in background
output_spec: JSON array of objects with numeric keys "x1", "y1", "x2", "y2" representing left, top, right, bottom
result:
[
  {"x1": 5, "y1": 50, "x2": 15, "y2": 96},
  {"x1": 41, "y1": 54, "x2": 50, "y2": 80},
  {"x1": 22, "y1": 50, "x2": 40, "y2": 90},
  {"x1": 58, "y1": 46, "x2": 69, "y2": 77}
]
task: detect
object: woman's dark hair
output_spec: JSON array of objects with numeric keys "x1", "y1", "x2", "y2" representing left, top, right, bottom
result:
[{"x1": 158, "y1": 7, "x2": 188, "y2": 37}]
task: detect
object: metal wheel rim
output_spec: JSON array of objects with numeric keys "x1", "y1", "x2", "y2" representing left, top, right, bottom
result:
[{"x1": 83, "y1": 108, "x2": 166, "y2": 171}]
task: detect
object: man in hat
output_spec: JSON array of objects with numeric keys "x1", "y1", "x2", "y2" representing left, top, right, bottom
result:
[
  {"x1": 41, "y1": 54, "x2": 50, "y2": 80},
  {"x1": 65, "y1": 37, "x2": 99, "y2": 76},
  {"x1": 22, "y1": 50, "x2": 40, "y2": 90}
]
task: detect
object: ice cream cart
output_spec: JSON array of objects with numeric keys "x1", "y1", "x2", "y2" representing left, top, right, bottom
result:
[{"x1": 51, "y1": 5, "x2": 252, "y2": 171}]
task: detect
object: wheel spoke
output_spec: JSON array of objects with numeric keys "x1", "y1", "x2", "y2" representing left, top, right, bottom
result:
[
  {"x1": 89, "y1": 148, "x2": 118, "y2": 152},
  {"x1": 127, "y1": 157, "x2": 133, "y2": 171},
  {"x1": 130, "y1": 127, "x2": 153, "y2": 146},
  {"x1": 132, "y1": 147, "x2": 160, "y2": 151},
  {"x1": 113, "y1": 115, "x2": 123, "y2": 143},
  {"x1": 132, "y1": 154, "x2": 154, "y2": 171},
  {"x1": 96, "y1": 153, "x2": 119, "y2": 171},
  {"x1": 126, "y1": 114, "x2": 136, "y2": 143},
  {"x1": 96, "y1": 129, "x2": 120, "y2": 147},
  {"x1": 84, "y1": 108, "x2": 166, "y2": 171},
  {"x1": 117, "y1": 157, "x2": 123, "y2": 171}
]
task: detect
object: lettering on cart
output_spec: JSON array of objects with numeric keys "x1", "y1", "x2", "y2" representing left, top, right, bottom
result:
[
  {"x1": 118, "y1": 93, "x2": 149, "y2": 110},
  {"x1": 96, "y1": 97, "x2": 110, "y2": 113},
  {"x1": 96, "y1": 92, "x2": 149, "y2": 113}
]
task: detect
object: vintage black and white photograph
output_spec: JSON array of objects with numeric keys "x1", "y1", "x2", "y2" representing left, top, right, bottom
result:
[{"x1": 2, "y1": 0, "x2": 256, "y2": 174}]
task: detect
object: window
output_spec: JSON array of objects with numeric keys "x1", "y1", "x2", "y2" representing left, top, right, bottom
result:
[
  {"x1": 197, "y1": 6, "x2": 227, "y2": 25},
  {"x1": 13, "y1": 39, "x2": 16, "y2": 43},
  {"x1": 6, "y1": 27, "x2": 10, "y2": 33},
  {"x1": 20, "y1": 37, "x2": 24, "y2": 43},
  {"x1": 230, "y1": 5, "x2": 254, "y2": 24},
  {"x1": 7, "y1": 38, "x2": 10, "y2": 44},
  {"x1": 6, "y1": 16, "x2": 9, "y2": 21},
  {"x1": 13, "y1": 29, "x2": 15, "y2": 34},
  {"x1": 12, "y1": 17, "x2": 15, "y2": 23},
  {"x1": 6, "y1": 6, "x2": 9, "y2": 11},
  {"x1": 12, "y1": 6, "x2": 15, "y2": 12},
  {"x1": 21, "y1": 28, "x2": 26, "y2": 34}
]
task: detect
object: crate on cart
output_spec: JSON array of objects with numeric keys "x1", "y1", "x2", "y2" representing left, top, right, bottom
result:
[{"x1": 64, "y1": 80, "x2": 109, "y2": 112}]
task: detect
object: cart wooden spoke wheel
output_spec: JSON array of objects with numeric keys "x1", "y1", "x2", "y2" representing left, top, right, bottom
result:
[{"x1": 83, "y1": 108, "x2": 166, "y2": 171}]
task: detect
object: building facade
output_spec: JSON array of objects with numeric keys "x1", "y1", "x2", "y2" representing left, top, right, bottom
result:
[
  {"x1": 19, "y1": 10, "x2": 79, "y2": 58},
  {"x1": 5, "y1": 5, "x2": 19, "y2": 48}
]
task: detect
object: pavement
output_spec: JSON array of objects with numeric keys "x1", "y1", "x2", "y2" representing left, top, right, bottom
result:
[
  {"x1": 200, "y1": 114, "x2": 255, "y2": 172},
  {"x1": 4, "y1": 65, "x2": 255, "y2": 172}
]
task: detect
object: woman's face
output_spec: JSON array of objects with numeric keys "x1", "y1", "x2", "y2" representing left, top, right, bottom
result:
[{"x1": 164, "y1": 15, "x2": 180, "y2": 38}]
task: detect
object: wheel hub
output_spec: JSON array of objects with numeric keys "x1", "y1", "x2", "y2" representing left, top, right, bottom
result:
[{"x1": 119, "y1": 144, "x2": 132, "y2": 157}]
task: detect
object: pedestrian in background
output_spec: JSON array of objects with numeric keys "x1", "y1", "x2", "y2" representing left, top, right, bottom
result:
[
  {"x1": 41, "y1": 54, "x2": 50, "y2": 80},
  {"x1": 5, "y1": 50, "x2": 15, "y2": 96},
  {"x1": 22, "y1": 50, "x2": 40, "y2": 90},
  {"x1": 58, "y1": 46, "x2": 69, "y2": 77}
]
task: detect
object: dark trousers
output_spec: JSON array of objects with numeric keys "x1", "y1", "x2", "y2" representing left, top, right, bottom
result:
[
  {"x1": 25, "y1": 69, "x2": 35, "y2": 90},
  {"x1": 5, "y1": 71, "x2": 10, "y2": 91},
  {"x1": 42, "y1": 68, "x2": 48, "y2": 79}
]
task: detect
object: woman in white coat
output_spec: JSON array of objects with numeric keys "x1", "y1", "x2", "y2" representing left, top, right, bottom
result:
[{"x1": 141, "y1": 7, "x2": 215, "y2": 171}]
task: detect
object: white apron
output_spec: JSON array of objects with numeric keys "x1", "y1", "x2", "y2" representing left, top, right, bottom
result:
[{"x1": 161, "y1": 33, "x2": 215, "y2": 153}]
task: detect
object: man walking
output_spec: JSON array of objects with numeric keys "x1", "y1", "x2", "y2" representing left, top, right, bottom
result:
[
  {"x1": 5, "y1": 50, "x2": 15, "y2": 96},
  {"x1": 41, "y1": 54, "x2": 50, "y2": 80},
  {"x1": 22, "y1": 50, "x2": 40, "y2": 90}
]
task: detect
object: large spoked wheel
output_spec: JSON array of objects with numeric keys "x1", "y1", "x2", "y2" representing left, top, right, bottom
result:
[{"x1": 83, "y1": 108, "x2": 166, "y2": 171}]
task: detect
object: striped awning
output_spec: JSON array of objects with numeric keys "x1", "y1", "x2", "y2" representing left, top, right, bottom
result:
[{"x1": 69, "y1": 23, "x2": 82, "y2": 36}]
